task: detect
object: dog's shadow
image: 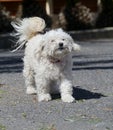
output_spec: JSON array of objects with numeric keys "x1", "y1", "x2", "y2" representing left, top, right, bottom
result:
[{"x1": 52, "y1": 86, "x2": 105, "y2": 101}]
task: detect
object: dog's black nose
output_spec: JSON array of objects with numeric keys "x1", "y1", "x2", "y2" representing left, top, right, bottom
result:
[{"x1": 59, "y1": 43, "x2": 63, "y2": 47}]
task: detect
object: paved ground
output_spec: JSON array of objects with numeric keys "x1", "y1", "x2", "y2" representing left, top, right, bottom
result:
[{"x1": 0, "y1": 39, "x2": 113, "y2": 130}]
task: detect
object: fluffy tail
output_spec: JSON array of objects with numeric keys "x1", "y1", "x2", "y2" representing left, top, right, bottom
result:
[{"x1": 11, "y1": 17, "x2": 46, "y2": 51}]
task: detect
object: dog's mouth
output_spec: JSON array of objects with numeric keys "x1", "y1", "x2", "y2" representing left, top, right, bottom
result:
[
  {"x1": 54, "y1": 46, "x2": 69, "y2": 54},
  {"x1": 57, "y1": 46, "x2": 68, "y2": 51},
  {"x1": 58, "y1": 47, "x2": 65, "y2": 50},
  {"x1": 53, "y1": 47, "x2": 69, "y2": 58}
]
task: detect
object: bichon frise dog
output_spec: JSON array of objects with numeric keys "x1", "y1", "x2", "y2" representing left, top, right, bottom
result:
[{"x1": 12, "y1": 17, "x2": 80, "y2": 102}]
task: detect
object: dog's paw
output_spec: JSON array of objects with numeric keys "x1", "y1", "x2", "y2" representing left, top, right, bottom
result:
[
  {"x1": 61, "y1": 95, "x2": 75, "y2": 103},
  {"x1": 38, "y1": 94, "x2": 51, "y2": 102},
  {"x1": 26, "y1": 87, "x2": 37, "y2": 94}
]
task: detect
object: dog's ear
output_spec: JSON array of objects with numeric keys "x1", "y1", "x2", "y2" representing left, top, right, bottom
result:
[
  {"x1": 34, "y1": 43, "x2": 45, "y2": 60},
  {"x1": 72, "y1": 43, "x2": 81, "y2": 51}
]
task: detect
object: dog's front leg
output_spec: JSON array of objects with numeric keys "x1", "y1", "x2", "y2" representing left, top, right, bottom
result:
[
  {"x1": 60, "y1": 79, "x2": 75, "y2": 103},
  {"x1": 35, "y1": 75, "x2": 51, "y2": 102}
]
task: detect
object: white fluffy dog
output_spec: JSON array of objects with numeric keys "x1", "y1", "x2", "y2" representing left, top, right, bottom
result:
[{"x1": 12, "y1": 17, "x2": 80, "y2": 102}]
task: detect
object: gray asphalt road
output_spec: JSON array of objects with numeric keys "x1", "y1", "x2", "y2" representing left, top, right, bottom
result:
[{"x1": 0, "y1": 39, "x2": 113, "y2": 130}]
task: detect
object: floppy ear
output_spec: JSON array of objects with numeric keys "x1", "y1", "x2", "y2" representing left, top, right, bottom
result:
[
  {"x1": 34, "y1": 43, "x2": 45, "y2": 60},
  {"x1": 72, "y1": 43, "x2": 81, "y2": 51}
]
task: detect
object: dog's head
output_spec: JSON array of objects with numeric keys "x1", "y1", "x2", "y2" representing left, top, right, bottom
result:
[{"x1": 34, "y1": 29, "x2": 80, "y2": 60}]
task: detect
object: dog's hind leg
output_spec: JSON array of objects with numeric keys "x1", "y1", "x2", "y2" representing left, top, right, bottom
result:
[{"x1": 23, "y1": 65, "x2": 37, "y2": 94}]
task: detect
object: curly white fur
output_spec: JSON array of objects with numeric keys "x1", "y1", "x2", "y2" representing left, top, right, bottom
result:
[{"x1": 12, "y1": 17, "x2": 80, "y2": 102}]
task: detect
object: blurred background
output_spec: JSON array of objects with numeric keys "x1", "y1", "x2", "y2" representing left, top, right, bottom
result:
[{"x1": 0, "y1": 0, "x2": 113, "y2": 33}]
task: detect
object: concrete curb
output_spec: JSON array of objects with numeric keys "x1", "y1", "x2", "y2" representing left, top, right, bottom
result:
[
  {"x1": 0, "y1": 27, "x2": 113, "y2": 49},
  {"x1": 70, "y1": 27, "x2": 113, "y2": 40}
]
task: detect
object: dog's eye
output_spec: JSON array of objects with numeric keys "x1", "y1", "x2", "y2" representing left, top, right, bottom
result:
[
  {"x1": 62, "y1": 39, "x2": 65, "y2": 41},
  {"x1": 51, "y1": 40, "x2": 55, "y2": 42}
]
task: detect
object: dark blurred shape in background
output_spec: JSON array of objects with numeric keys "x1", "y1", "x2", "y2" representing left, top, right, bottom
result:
[
  {"x1": 58, "y1": 0, "x2": 95, "y2": 31},
  {"x1": 96, "y1": 0, "x2": 113, "y2": 28},
  {"x1": 0, "y1": 0, "x2": 113, "y2": 33},
  {"x1": 0, "y1": 3, "x2": 13, "y2": 34},
  {"x1": 22, "y1": 0, "x2": 52, "y2": 28}
]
